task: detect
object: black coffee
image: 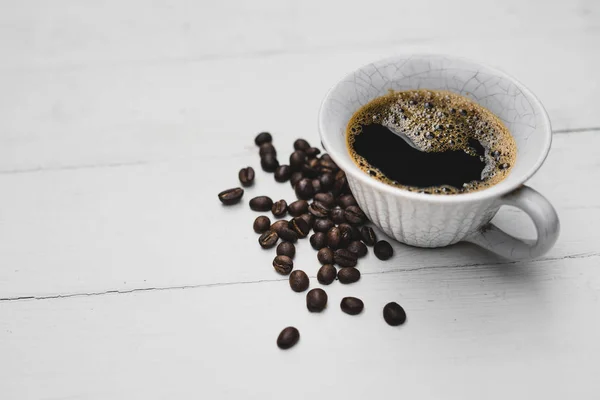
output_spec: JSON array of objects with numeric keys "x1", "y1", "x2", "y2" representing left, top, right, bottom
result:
[{"x1": 347, "y1": 90, "x2": 516, "y2": 194}]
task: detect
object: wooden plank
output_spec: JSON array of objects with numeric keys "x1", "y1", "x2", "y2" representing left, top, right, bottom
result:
[
  {"x1": 0, "y1": 256, "x2": 598, "y2": 399},
  {"x1": 0, "y1": 131, "x2": 597, "y2": 298}
]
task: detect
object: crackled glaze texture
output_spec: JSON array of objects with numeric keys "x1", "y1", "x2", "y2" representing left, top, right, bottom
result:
[{"x1": 319, "y1": 55, "x2": 559, "y2": 259}]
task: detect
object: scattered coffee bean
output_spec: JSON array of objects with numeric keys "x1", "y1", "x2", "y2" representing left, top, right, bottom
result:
[
  {"x1": 271, "y1": 199, "x2": 288, "y2": 218},
  {"x1": 253, "y1": 216, "x2": 271, "y2": 233},
  {"x1": 308, "y1": 201, "x2": 329, "y2": 218},
  {"x1": 289, "y1": 217, "x2": 310, "y2": 238},
  {"x1": 319, "y1": 173, "x2": 335, "y2": 191},
  {"x1": 383, "y1": 302, "x2": 406, "y2": 326},
  {"x1": 270, "y1": 220, "x2": 289, "y2": 235},
  {"x1": 273, "y1": 255, "x2": 294, "y2": 275},
  {"x1": 306, "y1": 288, "x2": 328, "y2": 312},
  {"x1": 249, "y1": 196, "x2": 274, "y2": 212},
  {"x1": 278, "y1": 227, "x2": 299, "y2": 243},
  {"x1": 334, "y1": 249, "x2": 358, "y2": 268},
  {"x1": 320, "y1": 153, "x2": 332, "y2": 162},
  {"x1": 327, "y1": 226, "x2": 342, "y2": 249},
  {"x1": 311, "y1": 179, "x2": 322, "y2": 194},
  {"x1": 305, "y1": 147, "x2": 321, "y2": 158},
  {"x1": 295, "y1": 178, "x2": 315, "y2": 200},
  {"x1": 258, "y1": 230, "x2": 279, "y2": 249},
  {"x1": 330, "y1": 207, "x2": 346, "y2": 224},
  {"x1": 218, "y1": 187, "x2": 244, "y2": 205},
  {"x1": 255, "y1": 131, "x2": 272, "y2": 146},
  {"x1": 317, "y1": 248, "x2": 334, "y2": 264},
  {"x1": 313, "y1": 218, "x2": 334, "y2": 233},
  {"x1": 332, "y1": 171, "x2": 349, "y2": 196},
  {"x1": 374, "y1": 240, "x2": 394, "y2": 260},
  {"x1": 293, "y1": 139, "x2": 310, "y2": 151},
  {"x1": 337, "y1": 267, "x2": 360, "y2": 284},
  {"x1": 290, "y1": 172, "x2": 303, "y2": 187},
  {"x1": 290, "y1": 151, "x2": 307, "y2": 171},
  {"x1": 340, "y1": 297, "x2": 364, "y2": 315},
  {"x1": 277, "y1": 241, "x2": 296, "y2": 258},
  {"x1": 259, "y1": 143, "x2": 277, "y2": 158},
  {"x1": 344, "y1": 205, "x2": 367, "y2": 225},
  {"x1": 274, "y1": 165, "x2": 291, "y2": 182},
  {"x1": 338, "y1": 194, "x2": 358, "y2": 208},
  {"x1": 299, "y1": 213, "x2": 315, "y2": 229},
  {"x1": 289, "y1": 270, "x2": 309, "y2": 292},
  {"x1": 317, "y1": 264, "x2": 336, "y2": 285},
  {"x1": 288, "y1": 200, "x2": 309, "y2": 217},
  {"x1": 238, "y1": 167, "x2": 255, "y2": 187},
  {"x1": 347, "y1": 240, "x2": 368, "y2": 258},
  {"x1": 314, "y1": 193, "x2": 335, "y2": 208},
  {"x1": 337, "y1": 224, "x2": 353, "y2": 247},
  {"x1": 277, "y1": 326, "x2": 299, "y2": 349},
  {"x1": 310, "y1": 232, "x2": 327, "y2": 250},
  {"x1": 301, "y1": 163, "x2": 320, "y2": 179},
  {"x1": 261, "y1": 154, "x2": 279, "y2": 172},
  {"x1": 360, "y1": 226, "x2": 377, "y2": 246}
]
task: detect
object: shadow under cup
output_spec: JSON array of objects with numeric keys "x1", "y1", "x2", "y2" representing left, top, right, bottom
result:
[{"x1": 318, "y1": 54, "x2": 557, "y2": 259}]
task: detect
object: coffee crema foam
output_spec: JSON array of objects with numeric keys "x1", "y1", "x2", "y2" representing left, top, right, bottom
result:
[{"x1": 346, "y1": 89, "x2": 517, "y2": 194}]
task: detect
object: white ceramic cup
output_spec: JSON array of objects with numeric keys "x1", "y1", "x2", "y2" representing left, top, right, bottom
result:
[{"x1": 318, "y1": 54, "x2": 559, "y2": 260}]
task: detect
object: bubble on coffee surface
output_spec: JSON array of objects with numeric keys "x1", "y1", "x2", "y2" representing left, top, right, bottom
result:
[{"x1": 346, "y1": 89, "x2": 517, "y2": 194}]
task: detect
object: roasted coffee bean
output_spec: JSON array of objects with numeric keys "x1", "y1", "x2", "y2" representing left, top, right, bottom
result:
[
  {"x1": 289, "y1": 217, "x2": 310, "y2": 238},
  {"x1": 347, "y1": 241, "x2": 367, "y2": 258},
  {"x1": 331, "y1": 207, "x2": 346, "y2": 224},
  {"x1": 274, "y1": 165, "x2": 291, "y2": 182},
  {"x1": 327, "y1": 227, "x2": 342, "y2": 249},
  {"x1": 383, "y1": 302, "x2": 406, "y2": 326},
  {"x1": 301, "y1": 163, "x2": 320, "y2": 179},
  {"x1": 271, "y1": 199, "x2": 288, "y2": 218},
  {"x1": 319, "y1": 159, "x2": 339, "y2": 173},
  {"x1": 290, "y1": 172, "x2": 303, "y2": 187},
  {"x1": 289, "y1": 270, "x2": 309, "y2": 292},
  {"x1": 334, "y1": 249, "x2": 358, "y2": 268},
  {"x1": 344, "y1": 206, "x2": 367, "y2": 225},
  {"x1": 306, "y1": 288, "x2": 328, "y2": 312},
  {"x1": 277, "y1": 241, "x2": 296, "y2": 258},
  {"x1": 288, "y1": 200, "x2": 309, "y2": 217},
  {"x1": 295, "y1": 178, "x2": 315, "y2": 200},
  {"x1": 320, "y1": 153, "x2": 332, "y2": 162},
  {"x1": 374, "y1": 240, "x2": 394, "y2": 260},
  {"x1": 277, "y1": 326, "x2": 300, "y2": 349},
  {"x1": 278, "y1": 227, "x2": 299, "y2": 243},
  {"x1": 337, "y1": 267, "x2": 360, "y2": 284},
  {"x1": 253, "y1": 216, "x2": 271, "y2": 233},
  {"x1": 311, "y1": 179, "x2": 322, "y2": 194},
  {"x1": 338, "y1": 194, "x2": 358, "y2": 208},
  {"x1": 340, "y1": 297, "x2": 364, "y2": 315},
  {"x1": 255, "y1": 131, "x2": 272, "y2": 146},
  {"x1": 310, "y1": 232, "x2": 327, "y2": 250},
  {"x1": 293, "y1": 139, "x2": 311, "y2": 151},
  {"x1": 337, "y1": 225, "x2": 353, "y2": 248},
  {"x1": 249, "y1": 196, "x2": 273, "y2": 212},
  {"x1": 313, "y1": 218, "x2": 334, "y2": 233},
  {"x1": 360, "y1": 226, "x2": 377, "y2": 246},
  {"x1": 317, "y1": 248, "x2": 334, "y2": 265},
  {"x1": 218, "y1": 187, "x2": 244, "y2": 205},
  {"x1": 261, "y1": 154, "x2": 279, "y2": 172},
  {"x1": 238, "y1": 167, "x2": 255, "y2": 187},
  {"x1": 333, "y1": 170, "x2": 349, "y2": 195},
  {"x1": 258, "y1": 230, "x2": 279, "y2": 249},
  {"x1": 319, "y1": 172, "x2": 335, "y2": 191},
  {"x1": 270, "y1": 220, "x2": 289, "y2": 235},
  {"x1": 273, "y1": 255, "x2": 293, "y2": 275},
  {"x1": 259, "y1": 143, "x2": 277, "y2": 157},
  {"x1": 317, "y1": 264, "x2": 336, "y2": 285},
  {"x1": 305, "y1": 147, "x2": 321, "y2": 158},
  {"x1": 314, "y1": 193, "x2": 335, "y2": 208},
  {"x1": 308, "y1": 201, "x2": 329, "y2": 218},
  {"x1": 299, "y1": 213, "x2": 314, "y2": 229},
  {"x1": 344, "y1": 224, "x2": 362, "y2": 240},
  {"x1": 290, "y1": 151, "x2": 307, "y2": 171}
]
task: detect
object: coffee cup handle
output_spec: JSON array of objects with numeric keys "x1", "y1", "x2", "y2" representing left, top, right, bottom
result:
[{"x1": 464, "y1": 185, "x2": 560, "y2": 260}]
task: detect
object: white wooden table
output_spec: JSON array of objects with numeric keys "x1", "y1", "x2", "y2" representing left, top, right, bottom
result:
[{"x1": 1, "y1": 1, "x2": 599, "y2": 398}]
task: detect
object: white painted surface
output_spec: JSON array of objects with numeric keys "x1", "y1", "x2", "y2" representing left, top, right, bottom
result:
[{"x1": 0, "y1": 1, "x2": 598, "y2": 399}]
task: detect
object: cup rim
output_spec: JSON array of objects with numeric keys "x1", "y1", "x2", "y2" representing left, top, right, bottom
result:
[{"x1": 318, "y1": 53, "x2": 553, "y2": 204}]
